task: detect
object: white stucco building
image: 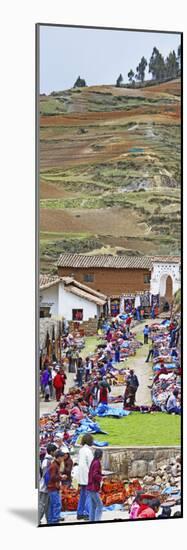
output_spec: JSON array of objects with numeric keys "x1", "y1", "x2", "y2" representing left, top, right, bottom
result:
[
  {"x1": 39, "y1": 275, "x2": 106, "y2": 321},
  {"x1": 150, "y1": 256, "x2": 181, "y2": 301}
]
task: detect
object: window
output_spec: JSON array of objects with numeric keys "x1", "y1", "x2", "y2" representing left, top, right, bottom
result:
[
  {"x1": 72, "y1": 309, "x2": 83, "y2": 321},
  {"x1": 144, "y1": 274, "x2": 151, "y2": 284},
  {"x1": 84, "y1": 274, "x2": 94, "y2": 282}
]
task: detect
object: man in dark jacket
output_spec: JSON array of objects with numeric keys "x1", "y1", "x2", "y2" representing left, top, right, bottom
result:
[
  {"x1": 77, "y1": 358, "x2": 85, "y2": 388},
  {"x1": 124, "y1": 369, "x2": 139, "y2": 407}
]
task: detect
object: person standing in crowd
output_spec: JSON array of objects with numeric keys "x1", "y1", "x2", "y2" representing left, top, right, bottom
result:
[
  {"x1": 166, "y1": 388, "x2": 181, "y2": 414},
  {"x1": 136, "y1": 307, "x2": 141, "y2": 321},
  {"x1": 115, "y1": 343, "x2": 121, "y2": 363},
  {"x1": 51, "y1": 364, "x2": 57, "y2": 398},
  {"x1": 76, "y1": 357, "x2": 85, "y2": 388},
  {"x1": 90, "y1": 380, "x2": 99, "y2": 409},
  {"x1": 61, "y1": 450, "x2": 73, "y2": 488},
  {"x1": 44, "y1": 382, "x2": 50, "y2": 402},
  {"x1": 87, "y1": 449, "x2": 103, "y2": 522},
  {"x1": 143, "y1": 324, "x2": 149, "y2": 344},
  {"x1": 154, "y1": 304, "x2": 159, "y2": 317},
  {"x1": 63, "y1": 318, "x2": 69, "y2": 335},
  {"x1": 53, "y1": 369, "x2": 63, "y2": 402},
  {"x1": 85, "y1": 356, "x2": 92, "y2": 382},
  {"x1": 145, "y1": 339, "x2": 154, "y2": 362},
  {"x1": 151, "y1": 305, "x2": 155, "y2": 319},
  {"x1": 126, "y1": 314, "x2": 132, "y2": 333},
  {"x1": 47, "y1": 449, "x2": 65, "y2": 524},
  {"x1": 47, "y1": 366, "x2": 53, "y2": 399},
  {"x1": 99, "y1": 378, "x2": 111, "y2": 404},
  {"x1": 41, "y1": 366, "x2": 50, "y2": 398},
  {"x1": 77, "y1": 434, "x2": 94, "y2": 520},
  {"x1": 72, "y1": 347, "x2": 80, "y2": 372},
  {"x1": 124, "y1": 369, "x2": 139, "y2": 407},
  {"x1": 59, "y1": 366, "x2": 67, "y2": 395},
  {"x1": 39, "y1": 443, "x2": 57, "y2": 523},
  {"x1": 66, "y1": 347, "x2": 73, "y2": 373},
  {"x1": 84, "y1": 382, "x2": 93, "y2": 406}
]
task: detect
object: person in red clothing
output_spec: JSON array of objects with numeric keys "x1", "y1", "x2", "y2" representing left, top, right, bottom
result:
[
  {"x1": 87, "y1": 449, "x2": 103, "y2": 522},
  {"x1": 56, "y1": 401, "x2": 69, "y2": 421},
  {"x1": 137, "y1": 498, "x2": 160, "y2": 519},
  {"x1": 53, "y1": 370, "x2": 63, "y2": 401},
  {"x1": 59, "y1": 367, "x2": 67, "y2": 394},
  {"x1": 47, "y1": 449, "x2": 65, "y2": 524},
  {"x1": 99, "y1": 379, "x2": 111, "y2": 404},
  {"x1": 126, "y1": 315, "x2": 132, "y2": 333}
]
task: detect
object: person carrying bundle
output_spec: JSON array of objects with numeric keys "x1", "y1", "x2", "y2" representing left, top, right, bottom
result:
[{"x1": 124, "y1": 369, "x2": 139, "y2": 407}]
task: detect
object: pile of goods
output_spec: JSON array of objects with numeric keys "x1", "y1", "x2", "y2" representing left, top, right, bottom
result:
[
  {"x1": 152, "y1": 371, "x2": 181, "y2": 409},
  {"x1": 61, "y1": 487, "x2": 79, "y2": 511},
  {"x1": 101, "y1": 479, "x2": 126, "y2": 506},
  {"x1": 60, "y1": 478, "x2": 143, "y2": 511},
  {"x1": 149, "y1": 320, "x2": 181, "y2": 411}
]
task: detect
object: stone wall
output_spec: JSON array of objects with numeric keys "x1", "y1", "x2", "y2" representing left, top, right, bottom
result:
[
  {"x1": 40, "y1": 318, "x2": 60, "y2": 349},
  {"x1": 101, "y1": 446, "x2": 180, "y2": 479},
  {"x1": 40, "y1": 316, "x2": 98, "y2": 348},
  {"x1": 69, "y1": 318, "x2": 98, "y2": 336}
]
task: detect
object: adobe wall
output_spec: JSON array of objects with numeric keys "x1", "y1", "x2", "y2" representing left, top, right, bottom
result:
[{"x1": 58, "y1": 267, "x2": 150, "y2": 296}]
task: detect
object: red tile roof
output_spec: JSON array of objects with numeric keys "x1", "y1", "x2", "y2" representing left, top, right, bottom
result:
[
  {"x1": 57, "y1": 254, "x2": 153, "y2": 269},
  {"x1": 39, "y1": 275, "x2": 107, "y2": 305},
  {"x1": 57, "y1": 254, "x2": 180, "y2": 269}
]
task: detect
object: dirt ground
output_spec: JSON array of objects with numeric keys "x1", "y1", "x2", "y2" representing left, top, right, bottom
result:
[{"x1": 40, "y1": 207, "x2": 149, "y2": 237}]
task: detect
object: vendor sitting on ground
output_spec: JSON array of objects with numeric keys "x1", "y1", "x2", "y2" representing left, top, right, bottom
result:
[
  {"x1": 137, "y1": 498, "x2": 161, "y2": 519},
  {"x1": 56, "y1": 400, "x2": 69, "y2": 421},
  {"x1": 70, "y1": 399, "x2": 84, "y2": 423},
  {"x1": 166, "y1": 388, "x2": 181, "y2": 415}
]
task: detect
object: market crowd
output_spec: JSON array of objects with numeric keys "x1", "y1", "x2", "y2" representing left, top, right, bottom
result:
[{"x1": 39, "y1": 310, "x2": 181, "y2": 525}]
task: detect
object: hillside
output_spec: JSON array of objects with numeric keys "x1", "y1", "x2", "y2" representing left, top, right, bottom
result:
[{"x1": 39, "y1": 79, "x2": 181, "y2": 273}]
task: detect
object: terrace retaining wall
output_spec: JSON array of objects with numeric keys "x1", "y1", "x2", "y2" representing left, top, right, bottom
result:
[{"x1": 101, "y1": 446, "x2": 180, "y2": 478}]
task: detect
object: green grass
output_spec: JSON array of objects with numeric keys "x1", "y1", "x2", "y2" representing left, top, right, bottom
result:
[
  {"x1": 77, "y1": 334, "x2": 181, "y2": 447},
  {"x1": 93, "y1": 413, "x2": 181, "y2": 447},
  {"x1": 81, "y1": 336, "x2": 99, "y2": 359}
]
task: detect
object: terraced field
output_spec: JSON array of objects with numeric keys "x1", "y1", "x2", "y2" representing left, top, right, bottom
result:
[{"x1": 39, "y1": 79, "x2": 181, "y2": 272}]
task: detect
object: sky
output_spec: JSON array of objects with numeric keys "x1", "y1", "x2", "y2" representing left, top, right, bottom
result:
[{"x1": 39, "y1": 25, "x2": 181, "y2": 94}]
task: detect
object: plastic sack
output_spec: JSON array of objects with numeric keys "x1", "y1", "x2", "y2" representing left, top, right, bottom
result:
[{"x1": 94, "y1": 403, "x2": 131, "y2": 418}]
